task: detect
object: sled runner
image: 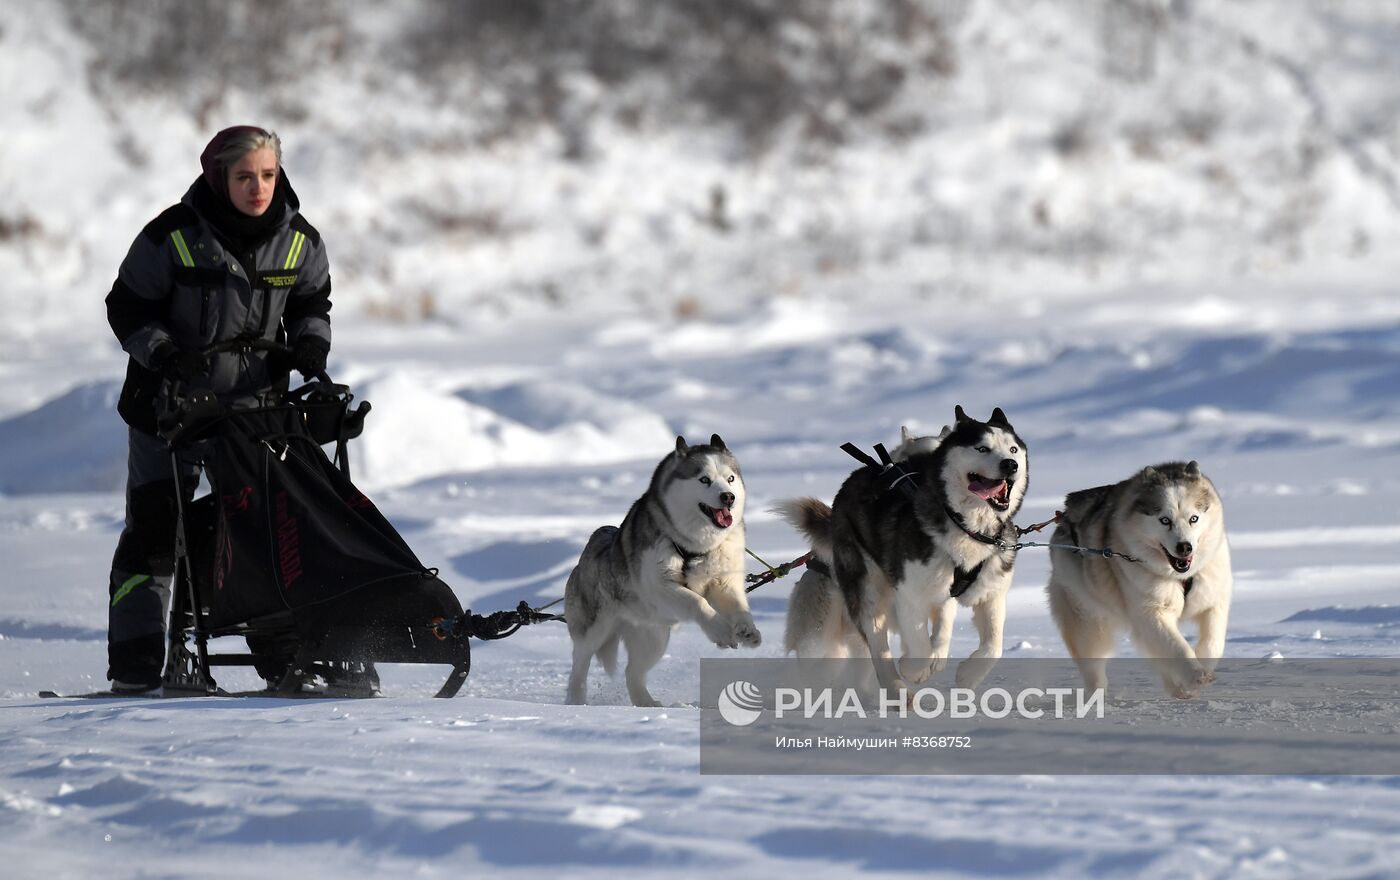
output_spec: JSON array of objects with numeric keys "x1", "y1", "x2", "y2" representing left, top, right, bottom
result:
[{"x1": 148, "y1": 338, "x2": 557, "y2": 699}]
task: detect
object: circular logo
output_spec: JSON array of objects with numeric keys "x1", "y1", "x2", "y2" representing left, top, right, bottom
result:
[{"x1": 717, "y1": 680, "x2": 763, "y2": 726}]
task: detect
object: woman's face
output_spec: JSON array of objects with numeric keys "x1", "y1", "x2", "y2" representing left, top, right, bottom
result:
[{"x1": 226, "y1": 147, "x2": 279, "y2": 217}]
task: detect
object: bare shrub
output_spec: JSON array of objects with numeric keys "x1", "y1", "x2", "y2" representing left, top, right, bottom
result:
[
  {"x1": 67, "y1": 1, "x2": 348, "y2": 116},
  {"x1": 406, "y1": 0, "x2": 960, "y2": 154},
  {"x1": 673, "y1": 295, "x2": 701, "y2": 320},
  {"x1": 0, "y1": 214, "x2": 41, "y2": 240},
  {"x1": 363, "y1": 291, "x2": 438, "y2": 323},
  {"x1": 404, "y1": 199, "x2": 520, "y2": 240},
  {"x1": 1052, "y1": 116, "x2": 1095, "y2": 158},
  {"x1": 1176, "y1": 107, "x2": 1222, "y2": 145}
]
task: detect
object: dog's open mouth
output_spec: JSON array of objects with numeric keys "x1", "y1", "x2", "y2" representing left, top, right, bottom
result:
[
  {"x1": 967, "y1": 474, "x2": 1012, "y2": 511},
  {"x1": 699, "y1": 502, "x2": 733, "y2": 529},
  {"x1": 1161, "y1": 546, "x2": 1194, "y2": 574}
]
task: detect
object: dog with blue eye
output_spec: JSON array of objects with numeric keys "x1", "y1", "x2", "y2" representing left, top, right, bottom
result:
[
  {"x1": 564, "y1": 435, "x2": 759, "y2": 706},
  {"x1": 1046, "y1": 461, "x2": 1233, "y2": 699}
]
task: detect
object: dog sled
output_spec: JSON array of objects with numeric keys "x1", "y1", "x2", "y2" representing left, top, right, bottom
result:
[{"x1": 143, "y1": 338, "x2": 556, "y2": 699}]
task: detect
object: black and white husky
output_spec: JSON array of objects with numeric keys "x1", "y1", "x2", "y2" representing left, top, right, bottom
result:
[
  {"x1": 564, "y1": 435, "x2": 760, "y2": 706},
  {"x1": 779, "y1": 408, "x2": 1028, "y2": 693},
  {"x1": 780, "y1": 425, "x2": 947, "y2": 662}
]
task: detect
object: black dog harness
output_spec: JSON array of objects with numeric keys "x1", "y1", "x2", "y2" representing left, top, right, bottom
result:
[
  {"x1": 838, "y1": 442, "x2": 994, "y2": 598},
  {"x1": 671, "y1": 540, "x2": 706, "y2": 574}
]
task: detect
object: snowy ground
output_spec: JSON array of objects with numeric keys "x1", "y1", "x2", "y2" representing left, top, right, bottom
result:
[
  {"x1": 3, "y1": 282, "x2": 1399, "y2": 878},
  {"x1": 5, "y1": 3, "x2": 1400, "y2": 873}
]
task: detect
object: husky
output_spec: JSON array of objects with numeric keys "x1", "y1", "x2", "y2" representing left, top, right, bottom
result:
[
  {"x1": 1046, "y1": 461, "x2": 1232, "y2": 699},
  {"x1": 779, "y1": 408, "x2": 1027, "y2": 694},
  {"x1": 894, "y1": 424, "x2": 950, "y2": 460},
  {"x1": 564, "y1": 434, "x2": 760, "y2": 706},
  {"x1": 780, "y1": 424, "x2": 950, "y2": 661}
]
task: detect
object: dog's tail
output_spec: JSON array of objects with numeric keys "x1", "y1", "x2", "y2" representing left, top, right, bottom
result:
[{"x1": 772, "y1": 497, "x2": 834, "y2": 565}]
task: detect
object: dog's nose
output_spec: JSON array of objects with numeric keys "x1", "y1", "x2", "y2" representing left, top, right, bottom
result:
[
  {"x1": 1176, "y1": 541, "x2": 1193, "y2": 557},
  {"x1": 720, "y1": 492, "x2": 736, "y2": 508},
  {"x1": 999, "y1": 458, "x2": 1018, "y2": 476}
]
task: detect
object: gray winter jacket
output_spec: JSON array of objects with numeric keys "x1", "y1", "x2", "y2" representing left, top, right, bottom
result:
[{"x1": 107, "y1": 175, "x2": 331, "y2": 434}]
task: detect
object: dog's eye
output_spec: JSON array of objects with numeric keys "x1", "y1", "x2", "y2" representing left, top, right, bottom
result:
[
  {"x1": 1009, "y1": 446, "x2": 1018, "y2": 454},
  {"x1": 1158, "y1": 516, "x2": 1171, "y2": 527},
  {"x1": 1189, "y1": 515, "x2": 1199, "y2": 524},
  {"x1": 699, "y1": 477, "x2": 712, "y2": 486},
  {"x1": 727, "y1": 474, "x2": 735, "y2": 484},
  {"x1": 976, "y1": 446, "x2": 990, "y2": 454}
]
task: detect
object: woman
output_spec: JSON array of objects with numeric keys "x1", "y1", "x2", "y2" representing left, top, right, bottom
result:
[{"x1": 104, "y1": 126, "x2": 332, "y2": 693}]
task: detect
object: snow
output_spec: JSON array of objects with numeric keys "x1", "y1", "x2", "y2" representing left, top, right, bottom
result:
[{"x1": 4, "y1": 2, "x2": 1400, "y2": 878}]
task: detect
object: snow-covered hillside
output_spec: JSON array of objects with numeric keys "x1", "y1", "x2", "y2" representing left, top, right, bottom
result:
[
  {"x1": 3, "y1": 2, "x2": 1400, "y2": 878},
  {"x1": 6, "y1": 0, "x2": 1400, "y2": 344}
]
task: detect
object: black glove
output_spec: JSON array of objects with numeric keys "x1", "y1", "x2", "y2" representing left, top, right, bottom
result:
[
  {"x1": 293, "y1": 336, "x2": 330, "y2": 379},
  {"x1": 153, "y1": 343, "x2": 207, "y2": 383}
]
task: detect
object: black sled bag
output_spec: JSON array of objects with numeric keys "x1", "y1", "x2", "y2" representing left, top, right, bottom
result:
[{"x1": 186, "y1": 406, "x2": 462, "y2": 640}]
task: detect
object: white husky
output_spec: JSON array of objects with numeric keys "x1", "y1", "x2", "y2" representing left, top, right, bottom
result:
[
  {"x1": 564, "y1": 435, "x2": 760, "y2": 706},
  {"x1": 1045, "y1": 461, "x2": 1232, "y2": 699}
]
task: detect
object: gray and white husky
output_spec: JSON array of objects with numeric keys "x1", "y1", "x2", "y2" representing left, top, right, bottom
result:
[
  {"x1": 1046, "y1": 461, "x2": 1232, "y2": 699},
  {"x1": 779, "y1": 408, "x2": 1028, "y2": 694},
  {"x1": 565, "y1": 434, "x2": 760, "y2": 706}
]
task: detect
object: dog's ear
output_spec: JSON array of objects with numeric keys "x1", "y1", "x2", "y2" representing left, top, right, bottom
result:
[
  {"x1": 900, "y1": 425, "x2": 914, "y2": 443},
  {"x1": 937, "y1": 425, "x2": 952, "y2": 440},
  {"x1": 1141, "y1": 465, "x2": 1162, "y2": 484},
  {"x1": 989, "y1": 407, "x2": 1010, "y2": 427},
  {"x1": 1185, "y1": 460, "x2": 1201, "y2": 477},
  {"x1": 710, "y1": 433, "x2": 728, "y2": 451},
  {"x1": 674, "y1": 436, "x2": 689, "y2": 458},
  {"x1": 954, "y1": 405, "x2": 968, "y2": 423}
]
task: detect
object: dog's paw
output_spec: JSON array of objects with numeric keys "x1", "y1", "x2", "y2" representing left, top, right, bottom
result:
[
  {"x1": 1165, "y1": 681, "x2": 1199, "y2": 700},
  {"x1": 954, "y1": 656, "x2": 998, "y2": 690},
  {"x1": 1163, "y1": 663, "x2": 1212, "y2": 699},
  {"x1": 899, "y1": 657, "x2": 935, "y2": 684},
  {"x1": 731, "y1": 617, "x2": 762, "y2": 648},
  {"x1": 703, "y1": 616, "x2": 739, "y2": 649}
]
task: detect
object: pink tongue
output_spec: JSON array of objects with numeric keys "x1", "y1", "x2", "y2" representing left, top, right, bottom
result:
[
  {"x1": 968, "y1": 478, "x2": 1006, "y2": 500},
  {"x1": 713, "y1": 508, "x2": 733, "y2": 528}
]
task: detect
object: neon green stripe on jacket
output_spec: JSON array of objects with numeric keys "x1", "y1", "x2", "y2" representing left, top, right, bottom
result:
[
  {"x1": 170, "y1": 230, "x2": 195, "y2": 267},
  {"x1": 283, "y1": 231, "x2": 306, "y2": 270},
  {"x1": 111, "y1": 573, "x2": 150, "y2": 607}
]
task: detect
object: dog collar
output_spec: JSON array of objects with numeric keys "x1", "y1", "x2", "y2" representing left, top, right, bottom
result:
[{"x1": 943, "y1": 505, "x2": 1013, "y2": 551}]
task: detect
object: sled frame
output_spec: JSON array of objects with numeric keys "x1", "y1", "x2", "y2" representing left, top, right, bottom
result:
[{"x1": 157, "y1": 401, "x2": 473, "y2": 698}]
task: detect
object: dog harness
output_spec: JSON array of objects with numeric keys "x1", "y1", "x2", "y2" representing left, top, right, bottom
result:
[
  {"x1": 671, "y1": 540, "x2": 707, "y2": 575},
  {"x1": 1061, "y1": 519, "x2": 1192, "y2": 595},
  {"x1": 838, "y1": 441, "x2": 1001, "y2": 598}
]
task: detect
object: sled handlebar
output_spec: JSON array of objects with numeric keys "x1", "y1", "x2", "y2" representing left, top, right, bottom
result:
[
  {"x1": 199, "y1": 337, "x2": 332, "y2": 385},
  {"x1": 157, "y1": 337, "x2": 368, "y2": 445}
]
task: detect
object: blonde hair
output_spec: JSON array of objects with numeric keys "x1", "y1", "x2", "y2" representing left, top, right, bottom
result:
[{"x1": 215, "y1": 128, "x2": 283, "y2": 170}]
